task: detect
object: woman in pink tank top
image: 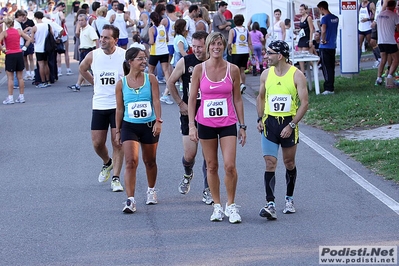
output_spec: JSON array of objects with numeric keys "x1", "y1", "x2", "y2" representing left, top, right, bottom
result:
[
  {"x1": 187, "y1": 32, "x2": 246, "y2": 224},
  {"x1": 0, "y1": 16, "x2": 31, "y2": 105}
]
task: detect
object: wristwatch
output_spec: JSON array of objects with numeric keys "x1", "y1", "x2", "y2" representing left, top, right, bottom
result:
[
  {"x1": 239, "y1": 124, "x2": 247, "y2": 130},
  {"x1": 289, "y1": 122, "x2": 296, "y2": 129}
]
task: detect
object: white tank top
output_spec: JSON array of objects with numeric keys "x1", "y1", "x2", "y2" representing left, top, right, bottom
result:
[
  {"x1": 273, "y1": 21, "x2": 283, "y2": 41},
  {"x1": 91, "y1": 47, "x2": 126, "y2": 110},
  {"x1": 167, "y1": 16, "x2": 176, "y2": 45},
  {"x1": 150, "y1": 24, "x2": 168, "y2": 55},
  {"x1": 112, "y1": 13, "x2": 128, "y2": 39},
  {"x1": 359, "y1": 4, "x2": 372, "y2": 32},
  {"x1": 231, "y1": 26, "x2": 249, "y2": 54},
  {"x1": 34, "y1": 22, "x2": 49, "y2": 53},
  {"x1": 195, "y1": 19, "x2": 209, "y2": 33}
]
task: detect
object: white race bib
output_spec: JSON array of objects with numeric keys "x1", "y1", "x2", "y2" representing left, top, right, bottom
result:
[
  {"x1": 268, "y1": 94, "x2": 292, "y2": 113},
  {"x1": 188, "y1": 82, "x2": 201, "y2": 99},
  {"x1": 96, "y1": 70, "x2": 118, "y2": 87},
  {"x1": 203, "y1": 98, "x2": 228, "y2": 118},
  {"x1": 128, "y1": 101, "x2": 152, "y2": 119}
]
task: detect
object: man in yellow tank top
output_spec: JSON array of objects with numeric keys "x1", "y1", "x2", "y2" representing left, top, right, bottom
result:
[{"x1": 256, "y1": 40, "x2": 308, "y2": 220}]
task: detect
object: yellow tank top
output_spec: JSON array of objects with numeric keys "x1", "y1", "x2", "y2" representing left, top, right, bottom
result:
[{"x1": 264, "y1": 65, "x2": 298, "y2": 117}]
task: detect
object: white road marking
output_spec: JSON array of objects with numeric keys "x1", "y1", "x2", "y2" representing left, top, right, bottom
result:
[{"x1": 243, "y1": 93, "x2": 399, "y2": 216}]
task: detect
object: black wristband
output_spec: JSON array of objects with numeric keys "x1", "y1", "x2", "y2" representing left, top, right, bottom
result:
[{"x1": 257, "y1": 117, "x2": 262, "y2": 123}]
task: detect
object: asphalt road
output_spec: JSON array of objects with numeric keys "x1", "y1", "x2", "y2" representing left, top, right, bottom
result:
[{"x1": 0, "y1": 15, "x2": 398, "y2": 266}]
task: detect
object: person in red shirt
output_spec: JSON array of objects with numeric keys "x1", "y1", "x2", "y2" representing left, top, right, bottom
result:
[{"x1": 223, "y1": 8, "x2": 233, "y2": 20}]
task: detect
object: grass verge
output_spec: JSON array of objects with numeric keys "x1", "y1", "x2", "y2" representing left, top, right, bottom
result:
[
  {"x1": 303, "y1": 69, "x2": 399, "y2": 182},
  {"x1": 336, "y1": 139, "x2": 399, "y2": 181}
]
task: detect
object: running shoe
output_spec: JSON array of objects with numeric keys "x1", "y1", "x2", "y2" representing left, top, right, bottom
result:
[
  {"x1": 98, "y1": 159, "x2": 113, "y2": 182},
  {"x1": 68, "y1": 85, "x2": 81, "y2": 92},
  {"x1": 210, "y1": 203, "x2": 224, "y2": 221},
  {"x1": 146, "y1": 189, "x2": 158, "y2": 205},
  {"x1": 157, "y1": 77, "x2": 166, "y2": 84},
  {"x1": 375, "y1": 78, "x2": 383, "y2": 86},
  {"x1": 372, "y1": 60, "x2": 380, "y2": 69},
  {"x1": 58, "y1": 72, "x2": 63, "y2": 77},
  {"x1": 123, "y1": 198, "x2": 136, "y2": 213},
  {"x1": 202, "y1": 187, "x2": 214, "y2": 205},
  {"x1": 160, "y1": 95, "x2": 173, "y2": 105},
  {"x1": 13, "y1": 86, "x2": 19, "y2": 89},
  {"x1": 259, "y1": 202, "x2": 277, "y2": 220},
  {"x1": 178, "y1": 173, "x2": 193, "y2": 194},
  {"x1": 240, "y1": 83, "x2": 246, "y2": 94},
  {"x1": 111, "y1": 177, "x2": 124, "y2": 192},
  {"x1": 283, "y1": 196, "x2": 296, "y2": 214},
  {"x1": 15, "y1": 96, "x2": 25, "y2": 103},
  {"x1": 3, "y1": 97, "x2": 14, "y2": 105},
  {"x1": 321, "y1": 90, "x2": 334, "y2": 95},
  {"x1": 37, "y1": 83, "x2": 50, "y2": 88},
  {"x1": 66, "y1": 69, "x2": 73, "y2": 76},
  {"x1": 224, "y1": 203, "x2": 242, "y2": 223}
]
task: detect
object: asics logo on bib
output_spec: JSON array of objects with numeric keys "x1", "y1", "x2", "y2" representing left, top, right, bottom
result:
[
  {"x1": 271, "y1": 96, "x2": 288, "y2": 102},
  {"x1": 100, "y1": 71, "x2": 115, "y2": 77},
  {"x1": 131, "y1": 103, "x2": 148, "y2": 109},
  {"x1": 206, "y1": 100, "x2": 224, "y2": 107}
]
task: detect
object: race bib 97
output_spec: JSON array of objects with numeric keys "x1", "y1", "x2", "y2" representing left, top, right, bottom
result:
[{"x1": 268, "y1": 94, "x2": 292, "y2": 113}]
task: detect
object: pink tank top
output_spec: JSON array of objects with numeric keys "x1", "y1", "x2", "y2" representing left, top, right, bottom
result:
[
  {"x1": 4, "y1": 28, "x2": 22, "y2": 54},
  {"x1": 196, "y1": 61, "x2": 237, "y2": 127}
]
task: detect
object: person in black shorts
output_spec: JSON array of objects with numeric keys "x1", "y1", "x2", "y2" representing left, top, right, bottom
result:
[
  {"x1": 115, "y1": 47, "x2": 162, "y2": 213},
  {"x1": 0, "y1": 16, "x2": 31, "y2": 105},
  {"x1": 167, "y1": 31, "x2": 214, "y2": 205},
  {"x1": 256, "y1": 40, "x2": 308, "y2": 220},
  {"x1": 20, "y1": 10, "x2": 35, "y2": 80}
]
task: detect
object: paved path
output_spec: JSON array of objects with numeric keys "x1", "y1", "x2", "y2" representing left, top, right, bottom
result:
[{"x1": 1, "y1": 15, "x2": 398, "y2": 266}]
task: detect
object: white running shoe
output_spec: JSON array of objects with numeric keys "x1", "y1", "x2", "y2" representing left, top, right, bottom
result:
[
  {"x1": 3, "y1": 97, "x2": 14, "y2": 105},
  {"x1": 15, "y1": 96, "x2": 25, "y2": 103},
  {"x1": 111, "y1": 178, "x2": 124, "y2": 192},
  {"x1": 98, "y1": 159, "x2": 113, "y2": 182},
  {"x1": 224, "y1": 203, "x2": 242, "y2": 223},
  {"x1": 202, "y1": 187, "x2": 214, "y2": 205},
  {"x1": 160, "y1": 95, "x2": 174, "y2": 105},
  {"x1": 146, "y1": 190, "x2": 158, "y2": 205},
  {"x1": 66, "y1": 69, "x2": 73, "y2": 75},
  {"x1": 123, "y1": 199, "x2": 136, "y2": 213},
  {"x1": 259, "y1": 202, "x2": 277, "y2": 220},
  {"x1": 210, "y1": 203, "x2": 224, "y2": 221},
  {"x1": 283, "y1": 197, "x2": 296, "y2": 214}
]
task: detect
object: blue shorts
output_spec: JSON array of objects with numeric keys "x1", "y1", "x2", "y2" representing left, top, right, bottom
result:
[
  {"x1": 117, "y1": 38, "x2": 129, "y2": 47},
  {"x1": 168, "y1": 45, "x2": 174, "y2": 56}
]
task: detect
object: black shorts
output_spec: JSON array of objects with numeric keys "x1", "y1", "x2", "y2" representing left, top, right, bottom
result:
[
  {"x1": 231, "y1": 53, "x2": 249, "y2": 68},
  {"x1": 121, "y1": 120, "x2": 159, "y2": 144},
  {"x1": 5, "y1": 52, "x2": 24, "y2": 72},
  {"x1": 260, "y1": 27, "x2": 267, "y2": 37},
  {"x1": 358, "y1": 29, "x2": 372, "y2": 36},
  {"x1": 378, "y1": 44, "x2": 398, "y2": 54},
  {"x1": 371, "y1": 27, "x2": 378, "y2": 40},
  {"x1": 264, "y1": 115, "x2": 298, "y2": 148},
  {"x1": 79, "y1": 48, "x2": 94, "y2": 64},
  {"x1": 148, "y1": 53, "x2": 169, "y2": 66},
  {"x1": 180, "y1": 100, "x2": 201, "y2": 135},
  {"x1": 197, "y1": 123, "x2": 237, "y2": 140},
  {"x1": 36, "y1": 52, "x2": 48, "y2": 61},
  {"x1": 297, "y1": 36, "x2": 310, "y2": 48},
  {"x1": 24, "y1": 43, "x2": 34, "y2": 56},
  {"x1": 91, "y1": 109, "x2": 116, "y2": 130}
]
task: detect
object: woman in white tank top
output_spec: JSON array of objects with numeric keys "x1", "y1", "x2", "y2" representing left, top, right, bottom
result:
[{"x1": 272, "y1": 9, "x2": 285, "y2": 41}]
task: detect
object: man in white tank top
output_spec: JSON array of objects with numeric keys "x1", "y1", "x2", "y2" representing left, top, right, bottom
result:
[{"x1": 79, "y1": 25, "x2": 126, "y2": 192}]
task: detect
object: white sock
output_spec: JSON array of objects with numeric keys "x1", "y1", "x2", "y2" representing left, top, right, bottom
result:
[
  {"x1": 19, "y1": 94, "x2": 24, "y2": 98},
  {"x1": 58, "y1": 68, "x2": 62, "y2": 72},
  {"x1": 147, "y1": 187, "x2": 154, "y2": 192},
  {"x1": 8, "y1": 95, "x2": 13, "y2": 100},
  {"x1": 128, "y1": 196, "x2": 135, "y2": 203}
]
